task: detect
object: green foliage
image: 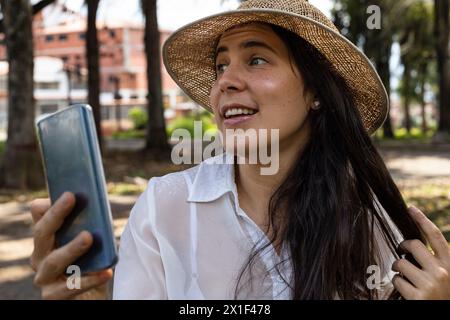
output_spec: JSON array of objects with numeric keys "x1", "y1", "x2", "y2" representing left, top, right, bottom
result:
[
  {"x1": 111, "y1": 110, "x2": 219, "y2": 140},
  {"x1": 128, "y1": 107, "x2": 148, "y2": 130},
  {"x1": 394, "y1": 127, "x2": 433, "y2": 140},
  {"x1": 112, "y1": 129, "x2": 146, "y2": 140},
  {"x1": 167, "y1": 111, "x2": 218, "y2": 137},
  {"x1": 333, "y1": 0, "x2": 437, "y2": 131},
  {"x1": 375, "y1": 126, "x2": 436, "y2": 141},
  {"x1": 167, "y1": 117, "x2": 196, "y2": 136}
]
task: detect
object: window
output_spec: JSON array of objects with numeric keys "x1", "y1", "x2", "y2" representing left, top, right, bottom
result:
[
  {"x1": 109, "y1": 30, "x2": 116, "y2": 38},
  {"x1": 163, "y1": 94, "x2": 170, "y2": 108},
  {"x1": 45, "y1": 35, "x2": 54, "y2": 42},
  {"x1": 101, "y1": 106, "x2": 110, "y2": 120},
  {"x1": 72, "y1": 75, "x2": 87, "y2": 90},
  {"x1": 79, "y1": 33, "x2": 86, "y2": 40},
  {"x1": 35, "y1": 82, "x2": 59, "y2": 90},
  {"x1": 58, "y1": 34, "x2": 68, "y2": 41}
]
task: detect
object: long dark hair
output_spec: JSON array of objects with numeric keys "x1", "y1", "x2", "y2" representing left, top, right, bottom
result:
[{"x1": 234, "y1": 24, "x2": 424, "y2": 300}]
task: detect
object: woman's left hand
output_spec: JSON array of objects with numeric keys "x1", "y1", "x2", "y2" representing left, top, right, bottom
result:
[{"x1": 392, "y1": 206, "x2": 450, "y2": 300}]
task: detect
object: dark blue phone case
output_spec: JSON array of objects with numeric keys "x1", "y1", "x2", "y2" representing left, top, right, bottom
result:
[{"x1": 36, "y1": 104, "x2": 118, "y2": 274}]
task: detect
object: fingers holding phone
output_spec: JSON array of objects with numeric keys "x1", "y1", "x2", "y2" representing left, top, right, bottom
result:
[
  {"x1": 30, "y1": 192, "x2": 74, "y2": 270},
  {"x1": 32, "y1": 105, "x2": 118, "y2": 299},
  {"x1": 29, "y1": 192, "x2": 112, "y2": 300}
]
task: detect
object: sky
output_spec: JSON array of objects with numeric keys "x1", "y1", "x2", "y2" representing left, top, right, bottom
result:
[{"x1": 52, "y1": 0, "x2": 333, "y2": 31}]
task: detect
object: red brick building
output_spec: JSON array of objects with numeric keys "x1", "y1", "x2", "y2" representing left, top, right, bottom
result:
[{"x1": 0, "y1": 10, "x2": 192, "y2": 129}]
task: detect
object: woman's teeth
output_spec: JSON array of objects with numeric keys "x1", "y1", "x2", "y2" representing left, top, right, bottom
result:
[{"x1": 224, "y1": 108, "x2": 257, "y2": 119}]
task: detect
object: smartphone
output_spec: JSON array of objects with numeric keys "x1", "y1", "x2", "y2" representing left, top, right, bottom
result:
[{"x1": 36, "y1": 104, "x2": 118, "y2": 274}]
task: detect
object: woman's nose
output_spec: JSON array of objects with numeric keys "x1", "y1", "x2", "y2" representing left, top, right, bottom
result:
[{"x1": 218, "y1": 63, "x2": 246, "y2": 93}]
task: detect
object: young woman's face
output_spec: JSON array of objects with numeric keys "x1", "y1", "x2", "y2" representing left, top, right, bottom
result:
[{"x1": 210, "y1": 23, "x2": 313, "y2": 154}]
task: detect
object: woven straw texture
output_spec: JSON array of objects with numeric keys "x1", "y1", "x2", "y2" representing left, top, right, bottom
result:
[{"x1": 163, "y1": 0, "x2": 388, "y2": 134}]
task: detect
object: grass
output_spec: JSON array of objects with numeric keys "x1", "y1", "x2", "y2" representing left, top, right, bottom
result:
[
  {"x1": 106, "y1": 182, "x2": 146, "y2": 196},
  {"x1": 374, "y1": 127, "x2": 437, "y2": 143},
  {"x1": 0, "y1": 183, "x2": 146, "y2": 203},
  {"x1": 394, "y1": 127, "x2": 435, "y2": 140},
  {"x1": 111, "y1": 129, "x2": 146, "y2": 140},
  {"x1": 0, "y1": 188, "x2": 48, "y2": 203},
  {"x1": 399, "y1": 183, "x2": 450, "y2": 242}
]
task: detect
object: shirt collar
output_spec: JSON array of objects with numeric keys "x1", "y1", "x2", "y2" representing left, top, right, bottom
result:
[{"x1": 187, "y1": 152, "x2": 237, "y2": 203}]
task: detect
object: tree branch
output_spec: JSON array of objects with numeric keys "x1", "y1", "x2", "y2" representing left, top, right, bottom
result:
[
  {"x1": 0, "y1": 0, "x2": 56, "y2": 34},
  {"x1": 32, "y1": 0, "x2": 56, "y2": 15}
]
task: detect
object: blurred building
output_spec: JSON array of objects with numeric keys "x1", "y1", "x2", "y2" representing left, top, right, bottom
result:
[{"x1": 0, "y1": 8, "x2": 196, "y2": 135}]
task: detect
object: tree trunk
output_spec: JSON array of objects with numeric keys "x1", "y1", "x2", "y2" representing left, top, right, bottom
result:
[
  {"x1": 378, "y1": 41, "x2": 395, "y2": 138},
  {"x1": 370, "y1": 32, "x2": 394, "y2": 138},
  {"x1": 86, "y1": 0, "x2": 102, "y2": 149},
  {"x1": 362, "y1": 0, "x2": 395, "y2": 138},
  {"x1": 0, "y1": 0, "x2": 44, "y2": 189},
  {"x1": 141, "y1": 0, "x2": 170, "y2": 156},
  {"x1": 402, "y1": 62, "x2": 412, "y2": 133},
  {"x1": 434, "y1": 0, "x2": 450, "y2": 136},
  {"x1": 419, "y1": 63, "x2": 428, "y2": 133}
]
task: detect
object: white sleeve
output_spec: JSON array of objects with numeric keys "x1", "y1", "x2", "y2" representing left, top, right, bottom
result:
[{"x1": 112, "y1": 178, "x2": 167, "y2": 299}]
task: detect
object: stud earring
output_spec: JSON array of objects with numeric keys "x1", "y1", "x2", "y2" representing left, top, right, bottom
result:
[{"x1": 311, "y1": 100, "x2": 321, "y2": 110}]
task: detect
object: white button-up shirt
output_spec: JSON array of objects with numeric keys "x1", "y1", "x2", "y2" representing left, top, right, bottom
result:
[{"x1": 113, "y1": 153, "x2": 401, "y2": 299}]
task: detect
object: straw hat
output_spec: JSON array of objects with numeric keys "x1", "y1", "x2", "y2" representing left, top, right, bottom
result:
[{"x1": 162, "y1": 0, "x2": 389, "y2": 135}]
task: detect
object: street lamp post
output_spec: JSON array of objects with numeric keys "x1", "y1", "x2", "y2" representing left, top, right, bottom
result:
[
  {"x1": 63, "y1": 63, "x2": 73, "y2": 106},
  {"x1": 112, "y1": 75, "x2": 122, "y2": 131}
]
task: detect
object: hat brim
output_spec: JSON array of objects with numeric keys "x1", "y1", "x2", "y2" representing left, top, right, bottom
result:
[{"x1": 163, "y1": 9, "x2": 389, "y2": 135}]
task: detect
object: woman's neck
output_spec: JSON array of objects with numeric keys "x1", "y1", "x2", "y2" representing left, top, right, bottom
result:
[{"x1": 235, "y1": 130, "x2": 309, "y2": 233}]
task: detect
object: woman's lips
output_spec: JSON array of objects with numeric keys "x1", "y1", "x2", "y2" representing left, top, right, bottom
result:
[{"x1": 223, "y1": 113, "x2": 256, "y2": 126}]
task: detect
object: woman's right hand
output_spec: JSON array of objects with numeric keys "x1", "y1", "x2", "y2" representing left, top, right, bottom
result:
[{"x1": 30, "y1": 192, "x2": 113, "y2": 300}]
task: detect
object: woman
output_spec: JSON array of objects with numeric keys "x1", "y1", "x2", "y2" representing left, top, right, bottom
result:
[{"x1": 29, "y1": 0, "x2": 450, "y2": 299}]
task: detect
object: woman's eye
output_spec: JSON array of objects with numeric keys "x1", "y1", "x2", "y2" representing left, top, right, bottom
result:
[
  {"x1": 215, "y1": 63, "x2": 227, "y2": 73},
  {"x1": 215, "y1": 57, "x2": 266, "y2": 75},
  {"x1": 250, "y1": 57, "x2": 267, "y2": 66}
]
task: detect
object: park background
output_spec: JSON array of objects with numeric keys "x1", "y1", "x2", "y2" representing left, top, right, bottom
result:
[{"x1": 0, "y1": 0, "x2": 449, "y2": 299}]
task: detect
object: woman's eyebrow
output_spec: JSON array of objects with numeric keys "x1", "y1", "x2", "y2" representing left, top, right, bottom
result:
[{"x1": 215, "y1": 39, "x2": 278, "y2": 58}]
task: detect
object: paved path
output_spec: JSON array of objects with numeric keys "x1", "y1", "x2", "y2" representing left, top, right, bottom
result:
[
  {"x1": 0, "y1": 148, "x2": 449, "y2": 299},
  {"x1": 0, "y1": 195, "x2": 136, "y2": 299},
  {"x1": 379, "y1": 149, "x2": 450, "y2": 187}
]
